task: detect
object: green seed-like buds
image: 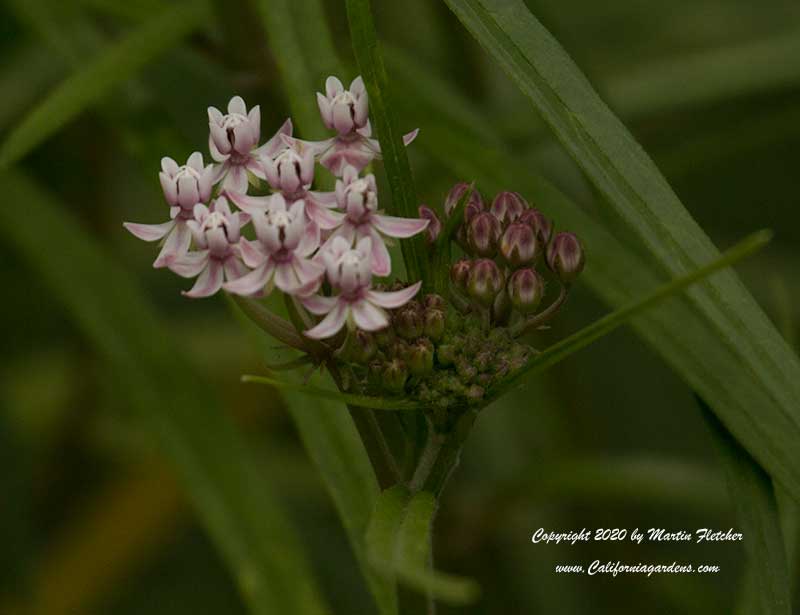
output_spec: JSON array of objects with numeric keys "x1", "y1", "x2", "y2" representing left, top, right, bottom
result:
[
  {"x1": 423, "y1": 308, "x2": 446, "y2": 341},
  {"x1": 408, "y1": 338, "x2": 435, "y2": 376},
  {"x1": 507, "y1": 268, "x2": 544, "y2": 313},
  {"x1": 383, "y1": 358, "x2": 408, "y2": 393},
  {"x1": 546, "y1": 232, "x2": 585, "y2": 284},
  {"x1": 373, "y1": 325, "x2": 395, "y2": 348},
  {"x1": 490, "y1": 191, "x2": 528, "y2": 226},
  {"x1": 436, "y1": 344, "x2": 458, "y2": 366},
  {"x1": 423, "y1": 294, "x2": 446, "y2": 311},
  {"x1": 499, "y1": 222, "x2": 539, "y2": 268},
  {"x1": 467, "y1": 258, "x2": 505, "y2": 307},
  {"x1": 339, "y1": 329, "x2": 377, "y2": 364},
  {"x1": 393, "y1": 301, "x2": 424, "y2": 340},
  {"x1": 467, "y1": 212, "x2": 501, "y2": 257}
]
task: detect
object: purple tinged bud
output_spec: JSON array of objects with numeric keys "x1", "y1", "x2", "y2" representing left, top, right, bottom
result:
[
  {"x1": 507, "y1": 268, "x2": 544, "y2": 313},
  {"x1": 338, "y1": 329, "x2": 377, "y2": 364},
  {"x1": 423, "y1": 294, "x2": 446, "y2": 311},
  {"x1": 450, "y1": 259, "x2": 472, "y2": 293},
  {"x1": 490, "y1": 191, "x2": 528, "y2": 225},
  {"x1": 408, "y1": 338, "x2": 434, "y2": 375},
  {"x1": 518, "y1": 208, "x2": 553, "y2": 245},
  {"x1": 394, "y1": 304, "x2": 424, "y2": 340},
  {"x1": 499, "y1": 222, "x2": 539, "y2": 267},
  {"x1": 546, "y1": 232, "x2": 585, "y2": 284},
  {"x1": 423, "y1": 308, "x2": 446, "y2": 341},
  {"x1": 467, "y1": 258, "x2": 505, "y2": 307},
  {"x1": 418, "y1": 205, "x2": 442, "y2": 243},
  {"x1": 383, "y1": 359, "x2": 408, "y2": 393},
  {"x1": 467, "y1": 212, "x2": 501, "y2": 257},
  {"x1": 444, "y1": 182, "x2": 484, "y2": 219}
]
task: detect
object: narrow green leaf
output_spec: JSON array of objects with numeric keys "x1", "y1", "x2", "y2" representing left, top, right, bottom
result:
[
  {"x1": 0, "y1": 0, "x2": 210, "y2": 167},
  {"x1": 242, "y1": 375, "x2": 422, "y2": 410},
  {"x1": 490, "y1": 230, "x2": 771, "y2": 400},
  {"x1": 700, "y1": 397, "x2": 792, "y2": 615},
  {"x1": 0, "y1": 170, "x2": 328, "y2": 615},
  {"x1": 366, "y1": 487, "x2": 479, "y2": 606},
  {"x1": 426, "y1": 1, "x2": 800, "y2": 502},
  {"x1": 345, "y1": 0, "x2": 429, "y2": 286}
]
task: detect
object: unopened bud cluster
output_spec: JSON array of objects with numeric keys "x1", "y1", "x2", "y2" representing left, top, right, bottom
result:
[
  {"x1": 439, "y1": 184, "x2": 584, "y2": 322},
  {"x1": 335, "y1": 291, "x2": 529, "y2": 412}
]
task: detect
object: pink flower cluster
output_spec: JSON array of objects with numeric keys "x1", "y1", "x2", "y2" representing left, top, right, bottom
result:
[{"x1": 124, "y1": 76, "x2": 427, "y2": 339}]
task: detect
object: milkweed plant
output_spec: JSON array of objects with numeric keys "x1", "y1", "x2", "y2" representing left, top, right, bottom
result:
[{"x1": 124, "y1": 75, "x2": 586, "y2": 495}]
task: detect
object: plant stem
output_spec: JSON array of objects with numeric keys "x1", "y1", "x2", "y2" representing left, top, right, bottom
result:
[
  {"x1": 231, "y1": 295, "x2": 308, "y2": 349},
  {"x1": 511, "y1": 284, "x2": 569, "y2": 337},
  {"x1": 422, "y1": 410, "x2": 477, "y2": 496},
  {"x1": 409, "y1": 422, "x2": 445, "y2": 492}
]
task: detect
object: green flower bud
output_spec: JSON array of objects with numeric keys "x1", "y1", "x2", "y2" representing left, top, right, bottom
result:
[
  {"x1": 465, "y1": 384, "x2": 485, "y2": 402},
  {"x1": 456, "y1": 357, "x2": 477, "y2": 383},
  {"x1": 467, "y1": 258, "x2": 505, "y2": 307},
  {"x1": 546, "y1": 232, "x2": 585, "y2": 284},
  {"x1": 393, "y1": 303, "x2": 424, "y2": 340},
  {"x1": 423, "y1": 308, "x2": 446, "y2": 341},
  {"x1": 337, "y1": 329, "x2": 377, "y2": 364},
  {"x1": 436, "y1": 344, "x2": 458, "y2": 366},
  {"x1": 373, "y1": 325, "x2": 395, "y2": 348},
  {"x1": 507, "y1": 268, "x2": 544, "y2": 313},
  {"x1": 408, "y1": 338, "x2": 434, "y2": 376},
  {"x1": 423, "y1": 294, "x2": 446, "y2": 311},
  {"x1": 450, "y1": 258, "x2": 472, "y2": 293},
  {"x1": 383, "y1": 359, "x2": 408, "y2": 393}
]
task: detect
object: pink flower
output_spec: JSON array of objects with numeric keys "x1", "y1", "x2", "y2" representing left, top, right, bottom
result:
[
  {"x1": 317, "y1": 76, "x2": 370, "y2": 136},
  {"x1": 325, "y1": 166, "x2": 428, "y2": 276},
  {"x1": 159, "y1": 152, "x2": 214, "y2": 215},
  {"x1": 208, "y1": 96, "x2": 291, "y2": 193},
  {"x1": 170, "y1": 198, "x2": 250, "y2": 298},
  {"x1": 223, "y1": 195, "x2": 324, "y2": 297},
  {"x1": 312, "y1": 123, "x2": 419, "y2": 178},
  {"x1": 302, "y1": 236, "x2": 422, "y2": 339}
]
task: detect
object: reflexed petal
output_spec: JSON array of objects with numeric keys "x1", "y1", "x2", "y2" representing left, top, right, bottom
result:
[
  {"x1": 365, "y1": 280, "x2": 422, "y2": 309},
  {"x1": 123, "y1": 220, "x2": 174, "y2": 242},
  {"x1": 403, "y1": 128, "x2": 419, "y2": 146},
  {"x1": 183, "y1": 260, "x2": 224, "y2": 298},
  {"x1": 223, "y1": 256, "x2": 249, "y2": 280},
  {"x1": 350, "y1": 298, "x2": 389, "y2": 331},
  {"x1": 304, "y1": 300, "x2": 348, "y2": 339},
  {"x1": 274, "y1": 262, "x2": 300, "y2": 293},
  {"x1": 308, "y1": 203, "x2": 345, "y2": 231},
  {"x1": 296, "y1": 219, "x2": 321, "y2": 257},
  {"x1": 222, "y1": 166, "x2": 248, "y2": 194},
  {"x1": 237, "y1": 238, "x2": 267, "y2": 268},
  {"x1": 302, "y1": 293, "x2": 337, "y2": 315},
  {"x1": 226, "y1": 191, "x2": 271, "y2": 215},
  {"x1": 294, "y1": 256, "x2": 325, "y2": 287},
  {"x1": 363, "y1": 227, "x2": 391, "y2": 276},
  {"x1": 308, "y1": 190, "x2": 337, "y2": 207},
  {"x1": 223, "y1": 261, "x2": 275, "y2": 296},
  {"x1": 170, "y1": 250, "x2": 209, "y2": 278},
  {"x1": 256, "y1": 117, "x2": 293, "y2": 158},
  {"x1": 372, "y1": 214, "x2": 429, "y2": 238},
  {"x1": 153, "y1": 222, "x2": 192, "y2": 268},
  {"x1": 246, "y1": 157, "x2": 266, "y2": 180}
]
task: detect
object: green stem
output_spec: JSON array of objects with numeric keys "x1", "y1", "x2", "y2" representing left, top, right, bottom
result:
[
  {"x1": 511, "y1": 284, "x2": 569, "y2": 337},
  {"x1": 230, "y1": 295, "x2": 308, "y2": 350},
  {"x1": 409, "y1": 422, "x2": 445, "y2": 492},
  {"x1": 422, "y1": 410, "x2": 477, "y2": 496}
]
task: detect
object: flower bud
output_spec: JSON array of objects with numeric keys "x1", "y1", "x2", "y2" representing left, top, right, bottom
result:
[
  {"x1": 373, "y1": 325, "x2": 395, "y2": 348},
  {"x1": 467, "y1": 258, "x2": 505, "y2": 307},
  {"x1": 444, "y1": 182, "x2": 484, "y2": 220},
  {"x1": 423, "y1": 294, "x2": 446, "y2": 311},
  {"x1": 385, "y1": 339, "x2": 410, "y2": 361},
  {"x1": 518, "y1": 208, "x2": 553, "y2": 244},
  {"x1": 436, "y1": 344, "x2": 458, "y2": 366},
  {"x1": 423, "y1": 308, "x2": 446, "y2": 341},
  {"x1": 466, "y1": 384, "x2": 485, "y2": 402},
  {"x1": 450, "y1": 258, "x2": 472, "y2": 293},
  {"x1": 499, "y1": 222, "x2": 539, "y2": 267},
  {"x1": 490, "y1": 191, "x2": 527, "y2": 226},
  {"x1": 456, "y1": 357, "x2": 477, "y2": 382},
  {"x1": 368, "y1": 359, "x2": 384, "y2": 388},
  {"x1": 418, "y1": 205, "x2": 442, "y2": 243},
  {"x1": 492, "y1": 287, "x2": 512, "y2": 325},
  {"x1": 383, "y1": 358, "x2": 408, "y2": 393},
  {"x1": 546, "y1": 232, "x2": 585, "y2": 284},
  {"x1": 408, "y1": 338, "x2": 434, "y2": 375},
  {"x1": 507, "y1": 268, "x2": 544, "y2": 313},
  {"x1": 394, "y1": 303, "x2": 424, "y2": 340},
  {"x1": 467, "y1": 212, "x2": 501, "y2": 257},
  {"x1": 337, "y1": 329, "x2": 377, "y2": 364}
]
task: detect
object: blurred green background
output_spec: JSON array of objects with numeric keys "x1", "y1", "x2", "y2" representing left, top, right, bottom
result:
[{"x1": 1, "y1": 0, "x2": 799, "y2": 613}]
